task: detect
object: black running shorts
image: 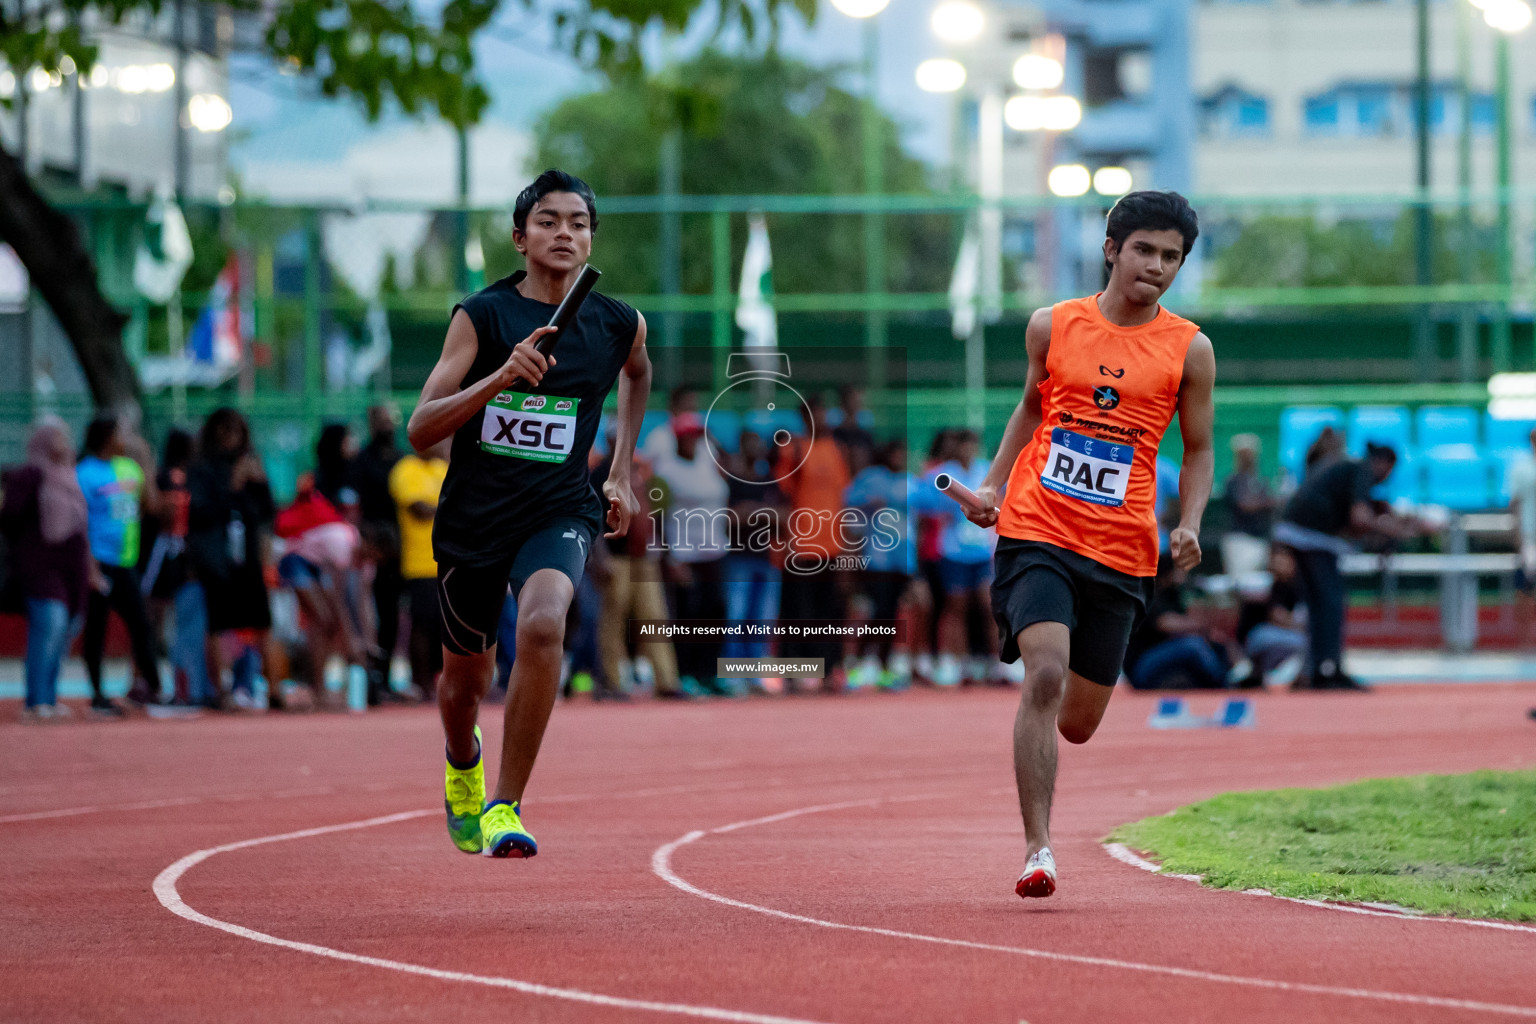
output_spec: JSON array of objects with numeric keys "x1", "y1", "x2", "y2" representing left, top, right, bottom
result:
[
  {"x1": 436, "y1": 516, "x2": 595, "y2": 656},
  {"x1": 990, "y1": 537, "x2": 1154, "y2": 687}
]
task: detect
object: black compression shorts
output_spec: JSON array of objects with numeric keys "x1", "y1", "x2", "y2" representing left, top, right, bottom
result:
[
  {"x1": 436, "y1": 516, "x2": 595, "y2": 656},
  {"x1": 990, "y1": 537, "x2": 1154, "y2": 687}
]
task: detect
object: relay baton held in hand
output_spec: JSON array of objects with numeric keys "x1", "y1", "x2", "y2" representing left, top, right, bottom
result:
[
  {"x1": 509, "y1": 263, "x2": 602, "y2": 391},
  {"x1": 934, "y1": 473, "x2": 992, "y2": 518}
]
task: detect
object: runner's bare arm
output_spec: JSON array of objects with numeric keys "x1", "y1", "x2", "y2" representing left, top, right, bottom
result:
[
  {"x1": 1170, "y1": 332, "x2": 1216, "y2": 570},
  {"x1": 969, "y1": 307, "x2": 1052, "y2": 526},
  {"x1": 602, "y1": 313, "x2": 651, "y2": 538},
  {"x1": 407, "y1": 310, "x2": 558, "y2": 452}
]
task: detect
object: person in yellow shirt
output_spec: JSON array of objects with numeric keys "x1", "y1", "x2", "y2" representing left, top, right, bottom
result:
[{"x1": 390, "y1": 440, "x2": 450, "y2": 698}]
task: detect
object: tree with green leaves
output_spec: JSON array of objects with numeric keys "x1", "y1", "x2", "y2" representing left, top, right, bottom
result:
[
  {"x1": 529, "y1": 50, "x2": 949, "y2": 297},
  {"x1": 0, "y1": 0, "x2": 813, "y2": 411}
]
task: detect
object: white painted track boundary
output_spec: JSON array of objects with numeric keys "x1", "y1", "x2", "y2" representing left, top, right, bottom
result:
[
  {"x1": 153, "y1": 809, "x2": 835, "y2": 1024},
  {"x1": 652, "y1": 799, "x2": 1536, "y2": 1019},
  {"x1": 1103, "y1": 842, "x2": 1536, "y2": 936}
]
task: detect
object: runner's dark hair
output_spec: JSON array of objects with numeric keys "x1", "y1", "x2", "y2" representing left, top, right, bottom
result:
[
  {"x1": 513, "y1": 169, "x2": 599, "y2": 233},
  {"x1": 1104, "y1": 191, "x2": 1199, "y2": 273}
]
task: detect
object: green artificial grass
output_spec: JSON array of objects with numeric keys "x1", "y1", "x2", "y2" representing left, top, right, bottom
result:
[{"x1": 1110, "y1": 771, "x2": 1536, "y2": 921}]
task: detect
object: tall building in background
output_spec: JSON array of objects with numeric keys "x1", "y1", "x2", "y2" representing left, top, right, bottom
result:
[
  {"x1": 948, "y1": 0, "x2": 1535, "y2": 294},
  {"x1": 1, "y1": 5, "x2": 234, "y2": 199}
]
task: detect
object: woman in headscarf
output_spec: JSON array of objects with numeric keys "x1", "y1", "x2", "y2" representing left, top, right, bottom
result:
[{"x1": 1, "y1": 417, "x2": 92, "y2": 720}]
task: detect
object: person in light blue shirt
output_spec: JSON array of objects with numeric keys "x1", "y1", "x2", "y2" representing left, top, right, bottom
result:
[
  {"x1": 75, "y1": 415, "x2": 165, "y2": 713},
  {"x1": 913, "y1": 429, "x2": 998, "y2": 685},
  {"x1": 844, "y1": 440, "x2": 920, "y2": 687}
]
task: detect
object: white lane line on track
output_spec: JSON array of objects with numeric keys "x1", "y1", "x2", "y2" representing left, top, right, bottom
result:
[
  {"x1": 652, "y1": 800, "x2": 1536, "y2": 1019},
  {"x1": 153, "y1": 809, "x2": 836, "y2": 1024},
  {"x1": 1103, "y1": 843, "x2": 1536, "y2": 936},
  {"x1": 3, "y1": 763, "x2": 1004, "y2": 828}
]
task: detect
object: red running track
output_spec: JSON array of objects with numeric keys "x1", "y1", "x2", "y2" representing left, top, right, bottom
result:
[{"x1": 3, "y1": 684, "x2": 1534, "y2": 1023}]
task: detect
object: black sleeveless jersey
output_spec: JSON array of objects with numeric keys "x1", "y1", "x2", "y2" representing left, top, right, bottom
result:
[{"x1": 433, "y1": 271, "x2": 639, "y2": 568}]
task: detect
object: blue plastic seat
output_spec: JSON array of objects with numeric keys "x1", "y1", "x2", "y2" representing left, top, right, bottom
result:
[
  {"x1": 1347, "y1": 405, "x2": 1413, "y2": 458},
  {"x1": 1415, "y1": 406, "x2": 1479, "y2": 450},
  {"x1": 1278, "y1": 406, "x2": 1344, "y2": 481},
  {"x1": 1484, "y1": 413, "x2": 1536, "y2": 456},
  {"x1": 1421, "y1": 443, "x2": 1492, "y2": 510}
]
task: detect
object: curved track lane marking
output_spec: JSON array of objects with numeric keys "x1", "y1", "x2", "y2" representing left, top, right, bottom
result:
[
  {"x1": 1103, "y1": 842, "x2": 1536, "y2": 935},
  {"x1": 153, "y1": 809, "x2": 835, "y2": 1024},
  {"x1": 652, "y1": 799, "x2": 1536, "y2": 1019}
]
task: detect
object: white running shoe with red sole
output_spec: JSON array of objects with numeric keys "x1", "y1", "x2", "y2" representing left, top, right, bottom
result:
[{"x1": 1016, "y1": 847, "x2": 1057, "y2": 899}]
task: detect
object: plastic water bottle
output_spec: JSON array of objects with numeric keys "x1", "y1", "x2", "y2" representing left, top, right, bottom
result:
[
  {"x1": 633, "y1": 656, "x2": 656, "y2": 697},
  {"x1": 346, "y1": 664, "x2": 368, "y2": 713},
  {"x1": 227, "y1": 513, "x2": 246, "y2": 566}
]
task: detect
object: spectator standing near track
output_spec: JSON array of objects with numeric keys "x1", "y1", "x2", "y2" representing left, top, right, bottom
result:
[
  {"x1": 3, "y1": 418, "x2": 91, "y2": 721},
  {"x1": 591, "y1": 439, "x2": 683, "y2": 699},
  {"x1": 77, "y1": 414, "x2": 165, "y2": 714},
  {"x1": 390, "y1": 439, "x2": 450, "y2": 699},
  {"x1": 314, "y1": 423, "x2": 359, "y2": 512},
  {"x1": 352, "y1": 405, "x2": 405, "y2": 702},
  {"x1": 142, "y1": 428, "x2": 209, "y2": 710},
  {"x1": 1274, "y1": 442, "x2": 1417, "y2": 691},
  {"x1": 966, "y1": 191, "x2": 1216, "y2": 900},
  {"x1": 651, "y1": 411, "x2": 732, "y2": 695},
  {"x1": 916, "y1": 429, "x2": 998, "y2": 686},
  {"x1": 843, "y1": 439, "x2": 918, "y2": 689},
  {"x1": 832, "y1": 385, "x2": 877, "y2": 477},
  {"x1": 1225, "y1": 434, "x2": 1276, "y2": 539},
  {"x1": 721, "y1": 429, "x2": 786, "y2": 694},
  {"x1": 188, "y1": 409, "x2": 276, "y2": 710},
  {"x1": 640, "y1": 387, "x2": 700, "y2": 466},
  {"x1": 408, "y1": 170, "x2": 650, "y2": 860},
  {"x1": 775, "y1": 393, "x2": 852, "y2": 692}
]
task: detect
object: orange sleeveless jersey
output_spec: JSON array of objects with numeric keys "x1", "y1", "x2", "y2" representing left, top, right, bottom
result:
[{"x1": 997, "y1": 295, "x2": 1200, "y2": 578}]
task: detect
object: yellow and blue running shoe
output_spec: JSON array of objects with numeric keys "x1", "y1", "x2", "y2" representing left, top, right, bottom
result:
[
  {"x1": 444, "y1": 726, "x2": 485, "y2": 854},
  {"x1": 480, "y1": 799, "x2": 537, "y2": 858}
]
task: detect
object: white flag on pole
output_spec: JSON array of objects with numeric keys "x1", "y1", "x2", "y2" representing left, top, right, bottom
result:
[
  {"x1": 948, "y1": 217, "x2": 980, "y2": 341},
  {"x1": 133, "y1": 188, "x2": 194, "y2": 305},
  {"x1": 736, "y1": 214, "x2": 777, "y2": 349}
]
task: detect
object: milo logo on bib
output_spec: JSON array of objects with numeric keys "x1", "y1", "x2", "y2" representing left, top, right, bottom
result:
[
  {"x1": 1040, "y1": 427, "x2": 1133, "y2": 507},
  {"x1": 481, "y1": 390, "x2": 578, "y2": 463}
]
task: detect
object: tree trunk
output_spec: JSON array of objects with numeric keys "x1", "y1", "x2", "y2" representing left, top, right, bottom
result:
[{"x1": 0, "y1": 141, "x2": 139, "y2": 413}]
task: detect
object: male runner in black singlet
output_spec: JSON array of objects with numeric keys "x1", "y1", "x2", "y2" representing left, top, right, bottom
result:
[{"x1": 407, "y1": 170, "x2": 651, "y2": 858}]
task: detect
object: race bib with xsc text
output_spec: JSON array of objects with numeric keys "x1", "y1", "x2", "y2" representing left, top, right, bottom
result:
[
  {"x1": 1040, "y1": 427, "x2": 1134, "y2": 507},
  {"x1": 480, "y1": 391, "x2": 579, "y2": 463}
]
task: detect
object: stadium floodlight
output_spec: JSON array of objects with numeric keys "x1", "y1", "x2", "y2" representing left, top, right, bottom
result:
[
  {"x1": 1482, "y1": 0, "x2": 1532, "y2": 31},
  {"x1": 1093, "y1": 166, "x2": 1133, "y2": 196},
  {"x1": 930, "y1": 0, "x2": 984, "y2": 42},
  {"x1": 1012, "y1": 54, "x2": 1064, "y2": 91},
  {"x1": 1004, "y1": 94, "x2": 1081, "y2": 131},
  {"x1": 916, "y1": 58, "x2": 967, "y2": 93},
  {"x1": 1048, "y1": 164, "x2": 1091, "y2": 197},
  {"x1": 146, "y1": 63, "x2": 176, "y2": 92},
  {"x1": 831, "y1": 0, "x2": 890, "y2": 17},
  {"x1": 188, "y1": 93, "x2": 233, "y2": 133}
]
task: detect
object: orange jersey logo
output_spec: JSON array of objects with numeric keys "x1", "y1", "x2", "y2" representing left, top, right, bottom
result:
[{"x1": 997, "y1": 295, "x2": 1199, "y2": 577}]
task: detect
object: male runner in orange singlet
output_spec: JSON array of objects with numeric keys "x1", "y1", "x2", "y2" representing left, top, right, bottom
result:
[{"x1": 967, "y1": 191, "x2": 1215, "y2": 899}]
